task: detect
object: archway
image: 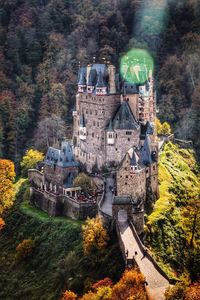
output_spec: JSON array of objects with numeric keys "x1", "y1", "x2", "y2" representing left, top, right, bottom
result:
[{"x1": 117, "y1": 209, "x2": 128, "y2": 223}]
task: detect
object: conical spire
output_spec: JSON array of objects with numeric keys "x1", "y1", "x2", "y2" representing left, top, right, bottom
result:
[
  {"x1": 141, "y1": 135, "x2": 152, "y2": 165},
  {"x1": 108, "y1": 119, "x2": 114, "y2": 132},
  {"x1": 130, "y1": 151, "x2": 138, "y2": 166}
]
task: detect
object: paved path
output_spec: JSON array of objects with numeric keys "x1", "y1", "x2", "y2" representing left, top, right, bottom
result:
[
  {"x1": 118, "y1": 220, "x2": 170, "y2": 300},
  {"x1": 101, "y1": 177, "x2": 114, "y2": 216}
]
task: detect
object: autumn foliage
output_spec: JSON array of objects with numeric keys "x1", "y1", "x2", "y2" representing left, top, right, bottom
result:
[
  {"x1": 20, "y1": 149, "x2": 44, "y2": 177},
  {"x1": 61, "y1": 290, "x2": 77, "y2": 300},
  {"x1": 111, "y1": 269, "x2": 146, "y2": 300},
  {"x1": 92, "y1": 278, "x2": 113, "y2": 291},
  {"x1": 82, "y1": 216, "x2": 109, "y2": 255},
  {"x1": 16, "y1": 239, "x2": 35, "y2": 260},
  {"x1": 0, "y1": 218, "x2": 5, "y2": 230},
  {"x1": 62, "y1": 269, "x2": 147, "y2": 300},
  {"x1": 0, "y1": 159, "x2": 15, "y2": 215}
]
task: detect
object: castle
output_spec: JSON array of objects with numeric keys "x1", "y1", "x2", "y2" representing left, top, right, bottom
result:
[
  {"x1": 28, "y1": 60, "x2": 159, "y2": 231},
  {"x1": 73, "y1": 63, "x2": 159, "y2": 202}
]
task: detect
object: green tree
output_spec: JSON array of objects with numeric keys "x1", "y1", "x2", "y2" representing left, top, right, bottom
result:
[{"x1": 73, "y1": 173, "x2": 93, "y2": 193}]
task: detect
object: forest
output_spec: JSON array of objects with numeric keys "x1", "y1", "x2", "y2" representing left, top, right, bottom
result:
[{"x1": 1, "y1": 0, "x2": 200, "y2": 166}]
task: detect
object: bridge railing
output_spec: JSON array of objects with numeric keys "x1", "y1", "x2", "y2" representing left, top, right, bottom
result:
[{"x1": 129, "y1": 221, "x2": 177, "y2": 284}]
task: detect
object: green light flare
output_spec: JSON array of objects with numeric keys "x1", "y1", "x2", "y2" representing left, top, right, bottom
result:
[{"x1": 120, "y1": 49, "x2": 154, "y2": 85}]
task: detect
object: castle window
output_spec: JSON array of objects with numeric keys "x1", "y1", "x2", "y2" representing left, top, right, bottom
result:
[
  {"x1": 126, "y1": 175, "x2": 128, "y2": 178},
  {"x1": 92, "y1": 133, "x2": 94, "y2": 137},
  {"x1": 99, "y1": 98, "x2": 101, "y2": 101},
  {"x1": 153, "y1": 166, "x2": 156, "y2": 170},
  {"x1": 93, "y1": 121, "x2": 95, "y2": 126},
  {"x1": 90, "y1": 110, "x2": 92, "y2": 114},
  {"x1": 86, "y1": 110, "x2": 88, "y2": 114},
  {"x1": 86, "y1": 96, "x2": 87, "y2": 99},
  {"x1": 128, "y1": 138, "x2": 130, "y2": 141},
  {"x1": 115, "y1": 148, "x2": 118, "y2": 151},
  {"x1": 116, "y1": 133, "x2": 117, "y2": 138},
  {"x1": 125, "y1": 182, "x2": 127, "y2": 185},
  {"x1": 95, "y1": 110, "x2": 98, "y2": 115},
  {"x1": 126, "y1": 131, "x2": 132, "y2": 135},
  {"x1": 146, "y1": 170, "x2": 148, "y2": 174}
]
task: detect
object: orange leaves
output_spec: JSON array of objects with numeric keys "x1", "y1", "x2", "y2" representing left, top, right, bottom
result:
[
  {"x1": 0, "y1": 218, "x2": 5, "y2": 230},
  {"x1": 61, "y1": 290, "x2": 77, "y2": 300},
  {"x1": 112, "y1": 269, "x2": 146, "y2": 300},
  {"x1": 185, "y1": 283, "x2": 200, "y2": 300},
  {"x1": 0, "y1": 159, "x2": 15, "y2": 215},
  {"x1": 63, "y1": 269, "x2": 147, "y2": 300}
]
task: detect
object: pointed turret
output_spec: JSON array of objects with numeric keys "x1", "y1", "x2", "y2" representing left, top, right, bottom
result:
[
  {"x1": 87, "y1": 69, "x2": 97, "y2": 93},
  {"x1": 78, "y1": 67, "x2": 86, "y2": 93},
  {"x1": 141, "y1": 135, "x2": 152, "y2": 166}
]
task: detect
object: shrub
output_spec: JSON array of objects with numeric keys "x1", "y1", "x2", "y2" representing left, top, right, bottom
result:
[{"x1": 16, "y1": 239, "x2": 35, "y2": 260}]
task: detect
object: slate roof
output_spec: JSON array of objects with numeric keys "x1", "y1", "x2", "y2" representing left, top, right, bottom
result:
[
  {"x1": 112, "y1": 101, "x2": 140, "y2": 130},
  {"x1": 78, "y1": 67, "x2": 86, "y2": 85},
  {"x1": 124, "y1": 82, "x2": 139, "y2": 94},
  {"x1": 88, "y1": 69, "x2": 97, "y2": 86},
  {"x1": 107, "y1": 120, "x2": 114, "y2": 132},
  {"x1": 140, "y1": 121, "x2": 154, "y2": 140},
  {"x1": 113, "y1": 196, "x2": 133, "y2": 205},
  {"x1": 141, "y1": 135, "x2": 152, "y2": 166},
  {"x1": 96, "y1": 70, "x2": 106, "y2": 87},
  {"x1": 45, "y1": 141, "x2": 79, "y2": 168}
]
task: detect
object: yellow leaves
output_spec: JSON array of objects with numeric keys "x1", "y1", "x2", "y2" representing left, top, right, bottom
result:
[
  {"x1": 0, "y1": 218, "x2": 5, "y2": 230},
  {"x1": 156, "y1": 118, "x2": 172, "y2": 136},
  {"x1": 82, "y1": 216, "x2": 109, "y2": 255},
  {"x1": 20, "y1": 149, "x2": 44, "y2": 177},
  {"x1": 0, "y1": 159, "x2": 15, "y2": 215}
]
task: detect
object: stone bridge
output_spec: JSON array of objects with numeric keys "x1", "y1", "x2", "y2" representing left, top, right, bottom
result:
[{"x1": 99, "y1": 177, "x2": 171, "y2": 300}]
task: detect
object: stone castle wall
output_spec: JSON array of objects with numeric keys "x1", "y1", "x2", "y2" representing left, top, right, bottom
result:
[
  {"x1": 30, "y1": 187, "x2": 97, "y2": 220},
  {"x1": 106, "y1": 129, "x2": 140, "y2": 165}
]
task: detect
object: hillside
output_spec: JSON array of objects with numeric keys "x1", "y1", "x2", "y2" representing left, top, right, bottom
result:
[
  {"x1": 0, "y1": 181, "x2": 124, "y2": 300},
  {"x1": 1, "y1": 0, "x2": 200, "y2": 165},
  {"x1": 146, "y1": 142, "x2": 200, "y2": 281}
]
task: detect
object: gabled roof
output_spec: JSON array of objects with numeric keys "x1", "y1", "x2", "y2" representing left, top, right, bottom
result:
[
  {"x1": 112, "y1": 101, "x2": 139, "y2": 130},
  {"x1": 45, "y1": 141, "x2": 79, "y2": 168},
  {"x1": 141, "y1": 135, "x2": 152, "y2": 166}
]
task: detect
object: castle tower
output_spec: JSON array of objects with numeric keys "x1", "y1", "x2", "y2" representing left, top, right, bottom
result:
[{"x1": 108, "y1": 64, "x2": 116, "y2": 94}]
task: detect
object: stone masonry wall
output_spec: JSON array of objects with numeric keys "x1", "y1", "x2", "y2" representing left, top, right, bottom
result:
[{"x1": 117, "y1": 154, "x2": 146, "y2": 201}]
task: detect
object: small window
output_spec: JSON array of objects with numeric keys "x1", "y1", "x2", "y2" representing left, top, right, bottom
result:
[
  {"x1": 128, "y1": 138, "x2": 130, "y2": 141},
  {"x1": 125, "y1": 182, "x2": 127, "y2": 185},
  {"x1": 126, "y1": 175, "x2": 128, "y2": 178}
]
